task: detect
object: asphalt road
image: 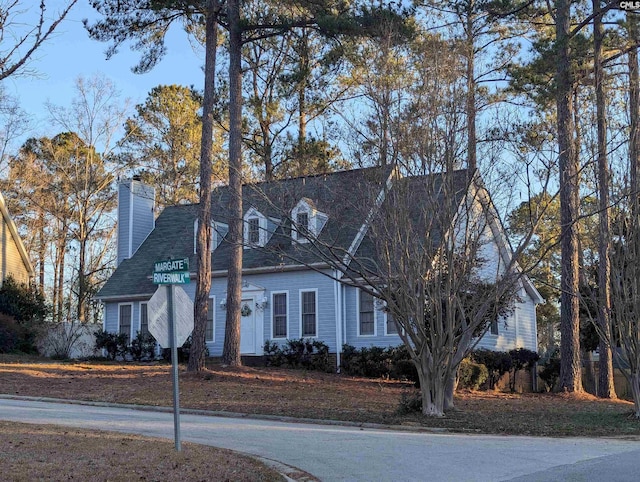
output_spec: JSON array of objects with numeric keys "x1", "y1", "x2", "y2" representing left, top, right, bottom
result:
[{"x1": 1, "y1": 397, "x2": 639, "y2": 481}]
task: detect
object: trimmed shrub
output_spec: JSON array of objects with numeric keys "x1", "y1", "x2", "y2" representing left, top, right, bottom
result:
[
  {"x1": 262, "y1": 338, "x2": 332, "y2": 372},
  {"x1": 129, "y1": 332, "x2": 156, "y2": 361},
  {"x1": 457, "y1": 358, "x2": 489, "y2": 390},
  {"x1": 161, "y1": 335, "x2": 208, "y2": 363},
  {"x1": 471, "y1": 349, "x2": 512, "y2": 390},
  {"x1": 341, "y1": 344, "x2": 419, "y2": 384},
  {"x1": 397, "y1": 391, "x2": 422, "y2": 414},
  {"x1": 94, "y1": 330, "x2": 128, "y2": 360},
  {"x1": 508, "y1": 348, "x2": 540, "y2": 392},
  {"x1": 539, "y1": 357, "x2": 560, "y2": 392}
]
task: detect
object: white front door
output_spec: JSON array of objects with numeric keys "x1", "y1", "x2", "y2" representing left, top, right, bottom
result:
[{"x1": 240, "y1": 299, "x2": 256, "y2": 354}]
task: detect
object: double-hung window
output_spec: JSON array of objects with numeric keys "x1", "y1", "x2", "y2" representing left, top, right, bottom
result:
[
  {"x1": 359, "y1": 291, "x2": 375, "y2": 336},
  {"x1": 385, "y1": 310, "x2": 398, "y2": 335},
  {"x1": 206, "y1": 297, "x2": 215, "y2": 341},
  {"x1": 272, "y1": 293, "x2": 287, "y2": 338},
  {"x1": 119, "y1": 304, "x2": 132, "y2": 341},
  {"x1": 140, "y1": 303, "x2": 149, "y2": 336},
  {"x1": 301, "y1": 290, "x2": 317, "y2": 337},
  {"x1": 248, "y1": 217, "x2": 260, "y2": 245}
]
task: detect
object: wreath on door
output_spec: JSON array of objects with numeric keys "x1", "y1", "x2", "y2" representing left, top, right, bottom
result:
[{"x1": 241, "y1": 303, "x2": 253, "y2": 317}]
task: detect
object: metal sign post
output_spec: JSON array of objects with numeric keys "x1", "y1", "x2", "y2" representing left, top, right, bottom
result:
[
  {"x1": 150, "y1": 257, "x2": 193, "y2": 452},
  {"x1": 167, "y1": 284, "x2": 181, "y2": 451}
]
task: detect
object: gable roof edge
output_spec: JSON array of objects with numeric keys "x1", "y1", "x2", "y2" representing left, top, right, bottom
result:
[{"x1": 341, "y1": 166, "x2": 398, "y2": 268}]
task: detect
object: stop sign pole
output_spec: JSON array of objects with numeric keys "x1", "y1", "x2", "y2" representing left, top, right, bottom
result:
[
  {"x1": 152, "y1": 257, "x2": 191, "y2": 452},
  {"x1": 167, "y1": 284, "x2": 181, "y2": 451}
]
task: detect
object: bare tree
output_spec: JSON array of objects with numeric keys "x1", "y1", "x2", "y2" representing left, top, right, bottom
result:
[{"x1": 0, "y1": 1, "x2": 78, "y2": 80}]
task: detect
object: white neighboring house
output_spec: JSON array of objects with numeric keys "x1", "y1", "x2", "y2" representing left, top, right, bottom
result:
[
  {"x1": 0, "y1": 192, "x2": 34, "y2": 285},
  {"x1": 96, "y1": 167, "x2": 542, "y2": 366}
]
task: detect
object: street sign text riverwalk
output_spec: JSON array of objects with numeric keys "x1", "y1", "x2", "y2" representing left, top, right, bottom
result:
[
  {"x1": 153, "y1": 271, "x2": 190, "y2": 284},
  {"x1": 153, "y1": 258, "x2": 190, "y2": 285}
]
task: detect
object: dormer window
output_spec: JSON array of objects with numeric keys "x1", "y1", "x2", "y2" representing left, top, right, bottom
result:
[
  {"x1": 193, "y1": 219, "x2": 228, "y2": 253},
  {"x1": 243, "y1": 208, "x2": 269, "y2": 248},
  {"x1": 296, "y1": 212, "x2": 309, "y2": 237},
  {"x1": 248, "y1": 217, "x2": 260, "y2": 244},
  {"x1": 291, "y1": 198, "x2": 327, "y2": 243}
]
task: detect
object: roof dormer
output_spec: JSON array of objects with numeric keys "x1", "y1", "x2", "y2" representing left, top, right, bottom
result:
[
  {"x1": 194, "y1": 219, "x2": 228, "y2": 253},
  {"x1": 243, "y1": 207, "x2": 268, "y2": 248},
  {"x1": 291, "y1": 198, "x2": 327, "y2": 243}
]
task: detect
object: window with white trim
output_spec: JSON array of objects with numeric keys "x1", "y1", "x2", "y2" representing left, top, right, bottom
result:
[
  {"x1": 272, "y1": 292, "x2": 287, "y2": 338},
  {"x1": 206, "y1": 297, "x2": 215, "y2": 342},
  {"x1": 119, "y1": 304, "x2": 132, "y2": 341},
  {"x1": 291, "y1": 198, "x2": 327, "y2": 243},
  {"x1": 248, "y1": 217, "x2": 260, "y2": 244},
  {"x1": 385, "y1": 310, "x2": 399, "y2": 335},
  {"x1": 490, "y1": 318, "x2": 499, "y2": 335},
  {"x1": 359, "y1": 290, "x2": 375, "y2": 336},
  {"x1": 300, "y1": 290, "x2": 317, "y2": 337},
  {"x1": 140, "y1": 303, "x2": 149, "y2": 336},
  {"x1": 243, "y1": 208, "x2": 268, "y2": 247}
]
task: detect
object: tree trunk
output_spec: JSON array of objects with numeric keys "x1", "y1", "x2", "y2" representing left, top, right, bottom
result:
[
  {"x1": 222, "y1": 0, "x2": 243, "y2": 366},
  {"x1": 444, "y1": 372, "x2": 457, "y2": 410},
  {"x1": 188, "y1": 0, "x2": 218, "y2": 373},
  {"x1": 629, "y1": 13, "x2": 640, "y2": 217},
  {"x1": 465, "y1": 9, "x2": 476, "y2": 172},
  {"x1": 556, "y1": 0, "x2": 582, "y2": 393},
  {"x1": 593, "y1": 0, "x2": 616, "y2": 398}
]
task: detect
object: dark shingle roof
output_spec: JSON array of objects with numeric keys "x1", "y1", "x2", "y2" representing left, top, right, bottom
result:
[{"x1": 97, "y1": 166, "x2": 394, "y2": 299}]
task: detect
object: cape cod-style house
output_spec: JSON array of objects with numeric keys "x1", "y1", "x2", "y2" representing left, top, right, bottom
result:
[{"x1": 96, "y1": 167, "x2": 542, "y2": 365}]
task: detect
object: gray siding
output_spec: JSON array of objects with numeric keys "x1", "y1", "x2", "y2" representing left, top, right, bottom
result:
[{"x1": 117, "y1": 180, "x2": 155, "y2": 266}]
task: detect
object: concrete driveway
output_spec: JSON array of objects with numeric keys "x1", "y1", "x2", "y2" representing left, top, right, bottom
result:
[{"x1": 1, "y1": 397, "x2": 639, "y2": 481}]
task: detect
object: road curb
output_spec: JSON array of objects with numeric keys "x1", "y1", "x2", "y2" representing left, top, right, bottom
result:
[{"x1": 0, "y1": 393, "x2": 455, "y2": 435}]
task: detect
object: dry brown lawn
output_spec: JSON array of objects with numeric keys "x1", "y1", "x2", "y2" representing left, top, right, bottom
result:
[
  {"x1": 0, "y1": 421, "x2": 284, "y2": 482},
  {"x1": 1, "y1": 355, "x2": 640, "y2": 438}
]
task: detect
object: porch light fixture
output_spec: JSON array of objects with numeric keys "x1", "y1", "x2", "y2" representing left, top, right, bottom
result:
[
  {"x1": 220, "y1": 298, "x2": 227, "y2": 310},
  {"x1": 255, "y1": 296, "x2": 268, "y2": 311}
]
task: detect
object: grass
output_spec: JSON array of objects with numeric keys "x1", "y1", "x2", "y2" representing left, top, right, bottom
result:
[
  {"x1": 0, "y1": 421, "x2": 285, "y2": 482},
  {"x1": 1, "y1": 354, "x2": 640, "y2": 438}
]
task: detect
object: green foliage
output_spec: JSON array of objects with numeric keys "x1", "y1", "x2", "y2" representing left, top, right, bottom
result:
[
  {"x1": 0, "y1": 277, "x2": 48, "y2": 325},
  {"x1": 508, "y1": 348, "x2": 540, "y2": 392},
  {"x1": 539, "y1": 356, "x2": 560, "y2": 392},
  {"x1": 397, "y1": 390, "x2": 422, "y2": 414},
  {"x1": 94, "y1": 330, "x2": 128, "y2": 360},
  {"x1": 129, "y1": 332, "x2": 157, "y2": 361},
  {"x1": 340, "y1": 344, "x2": 419, "y2": 384},
  {"x1": 457, "y1": 358, "x2": 489, "y2": 390},
  {"x1": 0, "y1": 277, "x2": 49, "y2": 353},
  {"x1": 161, "y1": 335, "x2": 209, "y2": 363},
  {"x1": 263, "y1": 338, "x2": 332, "y2": 372},
  {"x1": 471, "y1": 349, "x2": 512, "y2": 390}
]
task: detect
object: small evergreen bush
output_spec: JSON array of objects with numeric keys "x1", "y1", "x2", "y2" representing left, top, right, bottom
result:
[
  {"x1": 471, "y1": 349, "x2": 512, "y2": 390},
  {"x1": 457, "y1": 358, "x2": 489, "y2": 390},
  {"x1": 129, "y1": 332, "x2": 156, "y2": 361},
  {"x1": 94, "y1": 330, "x2": 128, "y2": 360}
]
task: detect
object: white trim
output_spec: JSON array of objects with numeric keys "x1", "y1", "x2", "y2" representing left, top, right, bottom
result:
[
  {"x1": 243, "y1": 208, "x2": 268, "y2": 248},
  {"x1": 342, "y1": 168, "x2": 396, "y2": 267},
  {"x1": 299, "y1": 288, "x2": 318, "y2": 338},
  {"x1": 206, "y1": 295, "x2": 216, "y2": 342},
  {"x1": 139, "y1": 302, "x2": 148, "y2": 335},
  {"x1": 0, "y1": 193, "x2": 35, "y2": 278},
  {"x1": 117, "y1": 302, "x2": 133, "y2": 341},
  {"x1": 128, "y1": 186, "x2": 134, "y2": 259},
  {"x1": 357, "y1": 289, "x2": 376, "y2": 337},
  {"x1": 383, "y1": 310, "x2": 400, "y2": 337},
  {"x1": 271, "y1": 290, "x2": 289, "y2": 339}
]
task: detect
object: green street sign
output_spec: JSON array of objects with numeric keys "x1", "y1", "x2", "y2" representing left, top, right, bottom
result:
[
  {"x1": 154, "y1": 258, "x2": 189, "y2": 273},
  {"x1": 153, "y1": 258, "x2": 190, "y2": 284},
  {"x1": 153, "y1": 271, "x2": 190, "y2": 285}
]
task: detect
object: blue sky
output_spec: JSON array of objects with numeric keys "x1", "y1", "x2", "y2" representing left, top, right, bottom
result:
[{"x1": 4, "y1": 2, "x2": 205, "y2": 145}]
